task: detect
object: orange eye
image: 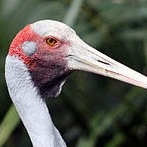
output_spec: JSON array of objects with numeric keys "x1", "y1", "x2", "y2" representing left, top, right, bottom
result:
[{"x1": 46, "y1": 37, "x2": 57, "y2": 47}]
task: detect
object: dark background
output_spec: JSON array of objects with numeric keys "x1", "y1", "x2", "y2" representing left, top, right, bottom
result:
[{"x1": 0, "y1": 0, "x2": 147, "y2": 147}]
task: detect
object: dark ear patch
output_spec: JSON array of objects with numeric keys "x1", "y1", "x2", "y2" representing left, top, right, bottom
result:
[{"x1": 22, "y1": 41, "x2": 37, "y2": 56}]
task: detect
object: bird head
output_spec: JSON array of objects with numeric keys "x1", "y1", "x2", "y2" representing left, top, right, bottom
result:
[{"x1": 7, "y1": 20, "x2": 147, "y2": 98}]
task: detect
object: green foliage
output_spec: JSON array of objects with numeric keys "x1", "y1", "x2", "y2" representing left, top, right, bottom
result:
[
  {"x1": 0, "y1": 0, "x2": 147, "y2": 147},
  {"x1": 0, "y1": 105, "x2": 19, "y2": 147}
]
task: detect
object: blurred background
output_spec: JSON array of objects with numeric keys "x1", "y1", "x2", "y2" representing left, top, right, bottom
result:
[{"x1": 0, "y1": 0, "x2": 147, "y2": 147}]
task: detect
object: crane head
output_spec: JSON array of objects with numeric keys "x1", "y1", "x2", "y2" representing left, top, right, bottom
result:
[{"x1": 7, "y1": 20, "x2": 147, "y2": 98}]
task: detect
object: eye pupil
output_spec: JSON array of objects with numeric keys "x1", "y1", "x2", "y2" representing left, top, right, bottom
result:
[
  {"x1": 46, "y1": 37, "x2": 57, "y2": 46},
  {"x1": 49, "y1": 38, "x2": 54, "y2": 43}
]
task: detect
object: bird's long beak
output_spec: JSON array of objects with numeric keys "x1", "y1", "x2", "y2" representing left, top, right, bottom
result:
[{"x1": 67, "y1": 37, "x2": 147, "y2": 89}]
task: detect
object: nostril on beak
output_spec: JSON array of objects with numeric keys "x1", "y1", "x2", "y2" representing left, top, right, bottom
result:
[{"x1": 97, "y1": 60, "x2": 110, "y2": 65}]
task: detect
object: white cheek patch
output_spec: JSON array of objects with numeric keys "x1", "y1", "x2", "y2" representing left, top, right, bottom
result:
[{"x1": 22, "y1": 41, "x2": 37, "y2": 56}]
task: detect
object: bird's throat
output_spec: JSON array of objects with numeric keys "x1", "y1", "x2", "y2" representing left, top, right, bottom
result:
[
  {"x1": 38, "y1": 71, "x2": 72, "y2": 98},
  {"x1": 28, "y1": 55, "x2": 71, "y2": 99}
]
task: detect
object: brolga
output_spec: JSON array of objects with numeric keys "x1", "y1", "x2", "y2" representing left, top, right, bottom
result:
[{"x1": 5, "y1": 20, "x2": 147, "y2": 147}]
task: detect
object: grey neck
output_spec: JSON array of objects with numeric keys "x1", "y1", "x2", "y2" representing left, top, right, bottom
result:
[{"x1": 5, "y1": 56, "x2": 66, "y2": 147}]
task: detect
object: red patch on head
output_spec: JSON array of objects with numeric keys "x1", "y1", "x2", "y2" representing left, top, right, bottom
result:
[
  {"x1": 9, "y1": 25, "x2": 41, "y2": 65},
  {"x1": 8, "y1": 24, "x2": 68, "y2": 68}
]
